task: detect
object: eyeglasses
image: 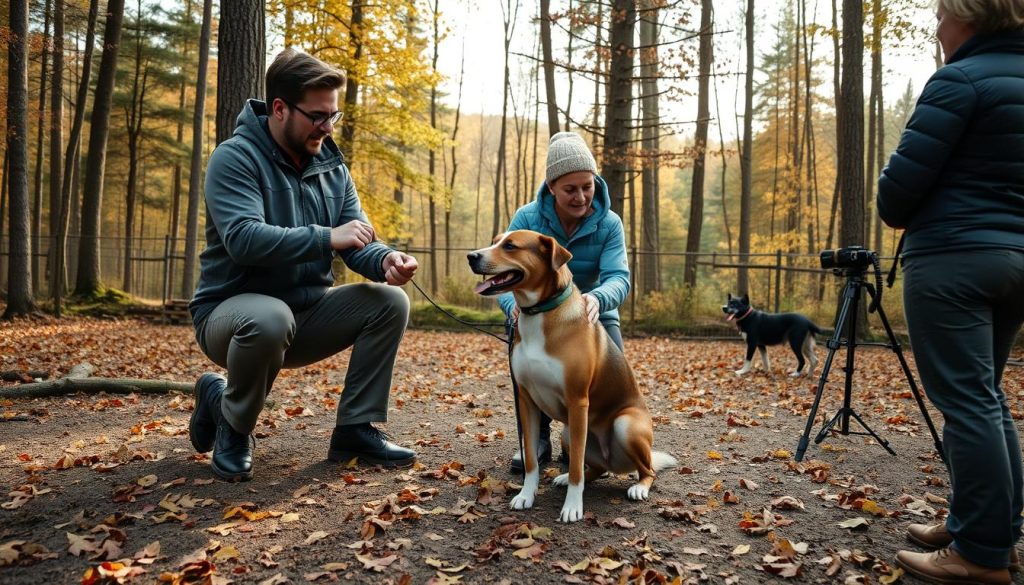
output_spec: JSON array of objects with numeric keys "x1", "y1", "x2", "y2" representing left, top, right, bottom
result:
[{"x1": 282, "y1": 99, "x2": 344, "y2": 128}]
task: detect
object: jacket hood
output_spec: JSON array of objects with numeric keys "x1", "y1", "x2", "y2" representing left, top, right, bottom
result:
[
  {"x1": 948, "y1": 29, "x2": 1024, "y2": 64},
  {"x1": 535, "y1": 174, "x2": 611, "y2": 240},
  {"x1": 232, "y1": 99, "x2": 345, "y2": 171}
]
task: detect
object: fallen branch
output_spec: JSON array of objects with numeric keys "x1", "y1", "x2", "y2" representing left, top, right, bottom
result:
[
  {"x1": 0, "y1": 378, "x2": 192, "y2": 399},
  {"x1": 0, "y1": 371, "x2": 50, "y2": 382},
  {"x1": 0, "y1": 361, "x2": 192, "y2": 399}
]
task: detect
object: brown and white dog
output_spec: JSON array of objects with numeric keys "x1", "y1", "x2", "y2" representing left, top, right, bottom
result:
[{"x1": 468, "y1": 229, "x2": 677, "y2": 523}]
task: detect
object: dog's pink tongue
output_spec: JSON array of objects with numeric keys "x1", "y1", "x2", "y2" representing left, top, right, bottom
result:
[
  {"x1": 726, "y1": 314, "x2": 735, "y2": 321},
  {"x1": 474, "y1": 279, "x2": 495, "y2": 294}
]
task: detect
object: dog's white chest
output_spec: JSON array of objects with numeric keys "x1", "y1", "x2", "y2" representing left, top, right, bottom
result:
[{"x1": 511, "y1": 316, "x2": 567, "y2": 418}]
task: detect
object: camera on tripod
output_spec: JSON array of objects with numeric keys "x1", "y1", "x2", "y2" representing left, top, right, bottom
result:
[
  {"x1": 819, "y1": 245, "x2": 877, "y2": 271},
  {"x1": 796, "y1": 244, "x2": 944, "y2": 464}
]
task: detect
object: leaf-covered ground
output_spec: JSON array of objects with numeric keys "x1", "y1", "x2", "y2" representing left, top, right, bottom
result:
[{"x1": 1, "y1": 316, "x2": 1022, "y2": 584}]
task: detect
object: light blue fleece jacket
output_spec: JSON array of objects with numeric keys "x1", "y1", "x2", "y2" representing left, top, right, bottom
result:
[{"x1": 497, "y1": 175, "x2": 631, "y2": 327}]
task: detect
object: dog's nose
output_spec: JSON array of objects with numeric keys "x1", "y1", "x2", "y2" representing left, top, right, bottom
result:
[{"x1": 467, "y1": 251, "x2": 480, "y2": 262}]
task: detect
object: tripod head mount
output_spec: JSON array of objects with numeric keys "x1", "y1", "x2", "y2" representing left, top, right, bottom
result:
[{"x1": 824, "y1": 248, "x2": 885, "y2": 313}]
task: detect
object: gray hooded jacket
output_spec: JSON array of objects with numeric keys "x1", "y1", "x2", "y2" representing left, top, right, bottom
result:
[{"x1": 189, "y1": 99, "x2": 393, "y2": 325}]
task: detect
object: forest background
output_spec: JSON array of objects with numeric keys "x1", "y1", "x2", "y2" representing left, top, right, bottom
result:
[{"x1": 0, "y1": 0, "x2": 942, "y2": 333}]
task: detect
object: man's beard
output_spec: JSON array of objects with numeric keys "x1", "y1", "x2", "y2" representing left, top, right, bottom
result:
[{"x1": 285, "y1": 120, "x2": 327, "y2": 159}]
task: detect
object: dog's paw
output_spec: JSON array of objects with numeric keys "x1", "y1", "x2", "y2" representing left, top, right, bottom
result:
[
  {"x1": 509, "y1": 491, "x2": 535, "y2": 510},
  {"x1": 734, "y1": 369, "x2": 748, "y2": 376},
  {"x1": 559, "y1": 500, "x2": 584, "y2": 523},
  {"x1": 552, "y1": 473, "x2": 569, "y2": 487},
  {"x1": 627, "y1": 483, "x2": 650, "y2": 501},
  {"x1": 789, "y1": 370, "x2": 803, "y2": 378}
]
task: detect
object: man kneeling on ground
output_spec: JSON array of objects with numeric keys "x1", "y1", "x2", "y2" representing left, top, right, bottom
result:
[{"x1": 187, "y1": 48, "x2": 419, "y2": 481}]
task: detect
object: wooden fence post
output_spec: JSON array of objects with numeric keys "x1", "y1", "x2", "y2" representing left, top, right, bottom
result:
[{"x1": 774, "y1": 249, "x2": 782, "y2": 313}]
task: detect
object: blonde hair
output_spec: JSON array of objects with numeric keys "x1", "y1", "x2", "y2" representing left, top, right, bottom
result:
[{"x1": 937, "y1": 0, "x2": 1024, "y2": 34}]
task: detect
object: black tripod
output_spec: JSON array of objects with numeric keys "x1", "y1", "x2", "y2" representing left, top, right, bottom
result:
[{"x1": 795, "y1": 269, "x2": 944, "y2": 462}]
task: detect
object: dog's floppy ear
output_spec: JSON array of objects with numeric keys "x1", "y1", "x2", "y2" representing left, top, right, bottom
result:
[
  {"x1": 727, "y1": 293, "x2": 733, "y2": 300},
  {"x1": 538, "y1": 235, "x2": 572, "y2": 271}
]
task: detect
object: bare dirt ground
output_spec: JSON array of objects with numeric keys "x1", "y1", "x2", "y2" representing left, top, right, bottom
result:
[{"x1": 1, "y1": 315, "x2": 1022, "y2": 584}]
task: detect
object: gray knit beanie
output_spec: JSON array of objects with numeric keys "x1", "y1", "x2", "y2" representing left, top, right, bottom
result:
[{"x1": 545, "y1": 131, "x2": 597, "y2": 186}]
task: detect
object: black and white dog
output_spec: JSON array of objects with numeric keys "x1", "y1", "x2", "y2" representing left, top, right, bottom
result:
[{"x1": 722, "y1": 294, "x2": 822, "y2": 377}]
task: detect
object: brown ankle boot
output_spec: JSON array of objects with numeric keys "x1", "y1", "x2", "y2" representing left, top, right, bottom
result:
[
  {"x1": 896, "y1": 547, "x2": 1011, "y2": 585},
  {"x1": 907, "y1": 523, "x2": 1021, "y2": 572},
  {"x1": 908, "y1": 523, "x2": 953, "y2": 549}
]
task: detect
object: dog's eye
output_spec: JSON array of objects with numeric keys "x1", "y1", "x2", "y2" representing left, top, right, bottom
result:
[{"x1": 502, "y1": 241, "x2": 517, "y2": 250}]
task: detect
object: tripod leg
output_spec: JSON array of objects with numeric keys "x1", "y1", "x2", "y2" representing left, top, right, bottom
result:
[
  {"x1": 869, "y1": 286, "x2": 945, "y2": 462},
  {"x1": 796, "y1": 282, "x2": 855, "y2": 462},
  {"x1": 846, "y1": 409, "x2": 897, "y2": 456},
  {"x1": 814, "y1": 408, "x2": 847, "y2": 444}
]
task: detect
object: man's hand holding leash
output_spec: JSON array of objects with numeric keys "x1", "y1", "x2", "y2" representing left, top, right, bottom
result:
[{"x1": 383, "y1": 252, "x2": 418, "y2": 286}]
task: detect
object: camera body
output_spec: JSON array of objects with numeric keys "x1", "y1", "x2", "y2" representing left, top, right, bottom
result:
[{"x1": 820, "y1": 245, "x2": 876, "y2": 270}]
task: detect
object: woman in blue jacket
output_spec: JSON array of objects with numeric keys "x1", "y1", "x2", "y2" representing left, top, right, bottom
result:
[
  {"x1": 878, "y1": 1, "x2": 1024, "y2": 583},
  {"x1": 499, "y1": 131, "x2": 631, "y2": 473}
]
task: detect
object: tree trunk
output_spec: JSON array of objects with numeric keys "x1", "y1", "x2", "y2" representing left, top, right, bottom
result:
[
  {"x1": 4, "y1": 0, "x2": 34, "y2": 317},
  {"x1": 838, "y1": 0, "x2": 864, "y2": 249},
  {"x1": 865, "y1": 0, "x2": 880, "y2": 248},
  {"x1": 340, "y1": 0, "x2": 362, "y2": 162},
  {"x1": 713, "y1": 52, "x2": 732, "y2": 259},
  {"x1": 638, "y1": 0, "x2": 661, "y2": 295},
  {"x1": 784, "y1": 4, "x2": 802, "y2": 298},
  {"x1": 601, "y1": 0, "x2": 635, "y2": 217},
  {"x1": 0, "y1": 152, "x2": 8, "y2": 283},
  {"x1": 823, "y1": 0, "x2": 839, "y2": 252},
  {"x1": 74, "y1": 0, "x2": 126, "y2": 298},
  {"x1": 447, "y1": 36, "x2": 465, "y2": 280},
  {"x1": 683, "y1": 0, "x2": 713, "y2": 288},
  {"x1": 590, "y1": 0, "x2": 603, "y2": 149},
  {"x1": 564, "y1": 0, "x2": 576, "y2": 131},
  {"x1": 492, "y1": 1, "x2": 515, "y2": 237},
  {"x1": 874, "y1": 58, "x2": 886, "y2": 254},
  {"x1": 31, "y1": 0, "x2": 51, "y2": 296},
  {"x1": 48, "y1": 0, "x2": 65, "y2": 310},
  {"x1": 838, "y1": 0, "x2": 867, "y2": 333},
  {"x1": 428, "y1": 0, "x2": 440, "y2": 295},
  {"x1": 170, "y1": 0, "x2": 194, "y2": 292},
  {"x1": 802, "y1": 0, "x2": 817, "y2": 257},
  {"x1": 871, "y1": 0, "x2": 885, "y2": 254},
  {"x1": 539, "y1": 0, "x2": 560, "y2": 135},
  {"x1": 216, "y1": 0, "x2": 265, "y2": 145},
  {"x1": 55, "y1": 0, "x2": 98, "y2": 316},
  {"x1": 181, "y1": 0, "x2": 213, "y2": 300},
  {"x1": 737, "y1": 0, "x2": 754, "y2": 294},
  {"x1": 123, "y1": 1, "x2": 148, "y2": 293},
  {"x1": 284, "y1": 1, "x2": 294, "y2": 48}
]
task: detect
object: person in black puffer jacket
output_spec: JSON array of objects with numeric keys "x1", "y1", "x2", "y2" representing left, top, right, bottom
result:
[{"x1": 878, "y1": 1, "x2": 1024, "y2": 584}]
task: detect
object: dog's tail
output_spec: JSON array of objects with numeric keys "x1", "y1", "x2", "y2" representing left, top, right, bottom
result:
[
  {"x1": 651, "y1": 451, "x2": 678, "y2": 472},
  {"x1": 810, "y1": 322, "x2": 824, "y2": 337}
]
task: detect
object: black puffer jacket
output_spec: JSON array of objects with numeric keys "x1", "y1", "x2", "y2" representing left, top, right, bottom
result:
[{"x1": 877, "y1": 30, "x2": 1024, "y2": 257}]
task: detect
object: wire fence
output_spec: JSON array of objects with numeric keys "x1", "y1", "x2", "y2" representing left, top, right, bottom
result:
[{"x1": 0, "y1": 234, "x2": 908, "y2": 338}]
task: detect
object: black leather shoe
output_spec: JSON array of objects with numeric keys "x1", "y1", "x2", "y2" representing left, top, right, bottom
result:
[
  {"x1": 510, "y1": 434, "x2": 553, "y2": 474},
  {"x1": 189, "y1": 373, "x2": 225, "y2": 453},
  {"x1": 211, "y1": 417, "x2": 253, "y2": 482},
  {"x1": 328, "y1": 423, "x2": 416, "y2": 468}
]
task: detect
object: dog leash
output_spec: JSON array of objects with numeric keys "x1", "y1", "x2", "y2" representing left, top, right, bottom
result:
[
  {"x1": 408, "y1": 279, "x2": 509, "y2": 344},
  {"x1": 407, "y1": 278, "x2": 526, "y2": 478}
]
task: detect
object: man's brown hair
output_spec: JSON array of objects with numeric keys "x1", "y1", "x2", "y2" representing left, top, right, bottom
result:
[{"x1": 265, "y1": 49, "x2": 346, "y2": 107}]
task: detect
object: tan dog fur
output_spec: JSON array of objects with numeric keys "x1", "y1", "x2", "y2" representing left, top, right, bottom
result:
[{"x1": 468, "y1": 230, "x2": 676, "y2": 522}]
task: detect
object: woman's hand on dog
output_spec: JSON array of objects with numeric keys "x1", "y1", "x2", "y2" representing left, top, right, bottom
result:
[
  {"x1": 582, "y1": 293, "x2": 599, "y2": 324},
  {"x1": 383, "y1": 251, "x2": 418, "y2": 286}
]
